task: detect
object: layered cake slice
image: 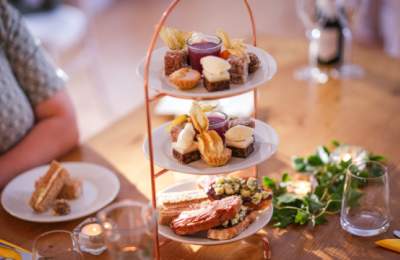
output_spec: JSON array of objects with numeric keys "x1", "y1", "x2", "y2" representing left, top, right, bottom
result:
[
  {"x1": 172, "y1": 123, "x2": 201, "y2": 164},
  {"x1": 228, "y1": 54, "x2": 249, "y2": 84},
  {"x1": 225, "y1": 125, "x2": 255, "y2": 158},
  {"x1": 200, "y1": 56, "x2": 231, "y2": 92}
]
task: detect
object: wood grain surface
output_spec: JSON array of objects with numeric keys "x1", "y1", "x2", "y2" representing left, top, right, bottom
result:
[{"x1": 0, "y1": 36, "x2": 399, "y2": 259}]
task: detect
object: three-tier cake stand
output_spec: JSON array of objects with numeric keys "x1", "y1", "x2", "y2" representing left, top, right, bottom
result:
[{"x1": 139, "y1": 1, "x2": 278, "y2": 259}]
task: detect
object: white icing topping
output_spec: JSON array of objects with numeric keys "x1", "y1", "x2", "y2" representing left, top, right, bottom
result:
[
  {"x1": 201, "y1": 56, "x2": 231, "y2": 82},
  {"x1": 175, "y1": 123, "x2": 195, "y2": 150},
  {"x1": 225, "y1": 125, "x2": 254, "y2": 141},
  {"x1": 172, "y1": 142, "x2": 198, "y2": 154},
  {"x1": 226, "y1": 136, "x2": 254, "y2": 149}
]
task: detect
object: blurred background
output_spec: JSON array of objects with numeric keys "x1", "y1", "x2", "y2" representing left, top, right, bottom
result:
[{"x1": 11, "y1": 0, "x2": 400, "y2": 140}]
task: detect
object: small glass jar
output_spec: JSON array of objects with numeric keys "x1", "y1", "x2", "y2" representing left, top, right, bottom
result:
[
  {"x1": 206, "y1": 111, "x2": 229, "y2": 139},
  {"x1": 73, "y1": 217, "x2": 107, "y2": 255},
  {"x1": 187, "y1": 34, "x2": 222, "y2": 73}
]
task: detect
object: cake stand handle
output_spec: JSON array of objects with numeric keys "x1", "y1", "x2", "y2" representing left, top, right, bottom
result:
[{"x1": 142, "y1": 1, "x2": 258, "y2": 259}]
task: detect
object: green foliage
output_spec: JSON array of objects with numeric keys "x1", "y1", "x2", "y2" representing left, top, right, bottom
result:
[{"x1": 264, "y1": 141, "x2": 386, "y2": 228}]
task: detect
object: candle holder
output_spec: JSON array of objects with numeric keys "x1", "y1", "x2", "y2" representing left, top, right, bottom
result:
[{"x1": 73, "y1": 217, "x2": 107, "y2": 255}]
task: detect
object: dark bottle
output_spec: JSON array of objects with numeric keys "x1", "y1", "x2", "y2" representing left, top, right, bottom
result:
[{"x1": 315, "y1": 0, "x2": 344, "y2": 67}]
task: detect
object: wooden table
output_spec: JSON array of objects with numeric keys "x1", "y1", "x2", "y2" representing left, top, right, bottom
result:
[{"x1": 1, "y1": 36, "x2": 399, "y2": 259}]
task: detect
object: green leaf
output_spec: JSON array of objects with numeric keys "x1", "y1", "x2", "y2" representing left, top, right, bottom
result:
[
  {"x1": 294, "y1": 210, "x2": 309, "y2": 225},
  {"x1": 317, "y1": 146, "x2": 330, "y2": 164},
  {"x1": 306, "y1": 194, "x2": 324, "y2": 214},
  {"x1": 263, "y1": 176, "x2": 276, "y2": 189},
  {"x1": 276, "y1": 193, "x2": 298, "y2": 205},
  {"x1": 369, "y1": 154, "x2": 386, "y2": 162},
  {"x1": 332, "y1": 140, "x2": 341, "y2": 147},
  {"x1": 315, "y1": 215, "x2": 327, "y2": 225},
  {"x1": 272, "y1": 208, "x2": 296, "y2": 228},
  {"x1": 282, "y1": 172, "x2": 291, "y2": 182},
  {"x1": 307, "y1": 155, "x2": 324, "y2": 167},
  {"x1": 292, "y1": 157, "x2": 306, "y2": 172}
]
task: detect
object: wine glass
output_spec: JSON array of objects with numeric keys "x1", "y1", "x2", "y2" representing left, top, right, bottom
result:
[
  {"x1": 97, "y1": 200, "x2": 157, "y2": 260},
  {"x1": 32, "y1": 230, "x2": 83, "y2": 260},
  {"x1": 294, "y1": 0, "x2": 364, "y2": 83}
]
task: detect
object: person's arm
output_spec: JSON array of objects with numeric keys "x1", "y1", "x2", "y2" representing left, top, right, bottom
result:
[{"x1": 0, "y1": 90, "x2": 79, "y2": 188}]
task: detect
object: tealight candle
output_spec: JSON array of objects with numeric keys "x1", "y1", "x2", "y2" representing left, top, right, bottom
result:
[
  {"x1": 73, "y1": 218, "x2": 107, "y2": 255},
  {"x1": 81, "y1": 223, "x2": 103, "y2": 243}
]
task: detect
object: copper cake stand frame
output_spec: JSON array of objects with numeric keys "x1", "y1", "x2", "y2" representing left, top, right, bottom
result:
[{"x1": 142, "y1": 1, "x2": 269, "y2": 259}]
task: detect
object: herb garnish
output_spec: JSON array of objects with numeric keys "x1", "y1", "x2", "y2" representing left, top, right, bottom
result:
[{"x1": 263, "y1": 141, "x2": 386, "y2": 228}]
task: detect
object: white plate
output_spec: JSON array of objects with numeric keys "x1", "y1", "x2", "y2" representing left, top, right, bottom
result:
[
  {"x1": 1, "y1": 162, "x2": 120, "y2": 223},
  {"x1": 137, "y1": 45, "x2": 277, "y2": 99},
  {"x1": 158, "y1": 180, "x2": 273, "y2": 245},
  {"x1": 143, "y1": 119, "x2": 279, "y2": 175}
]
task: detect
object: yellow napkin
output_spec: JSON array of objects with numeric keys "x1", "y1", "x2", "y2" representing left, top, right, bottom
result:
[{"x1": 375, "y1": 239, "x2": 400, "y2": 254}]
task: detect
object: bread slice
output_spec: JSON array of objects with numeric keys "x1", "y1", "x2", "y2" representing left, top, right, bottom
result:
[
  {"x1": 29, "y1": 161, "x2": 69, "y2": 213},
  {"x1": 207, "y1": 210, "x2": 259, "y2": 240},
  {"x1": 158, "y1": 190, "x2": 208, "y2": 208},
  {"x1": 207, "y1": 199, "x2": 272, "y2": 240},
  {"x1": 159, "y1": 202, "x2": 209, "y2": 225}
]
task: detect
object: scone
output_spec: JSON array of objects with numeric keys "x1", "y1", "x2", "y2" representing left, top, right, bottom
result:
[{"x1": 169, "y1": 68, "x2": 201, "y2": 90}]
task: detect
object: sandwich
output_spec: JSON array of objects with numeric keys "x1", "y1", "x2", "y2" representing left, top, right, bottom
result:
[
  {"x1": 57, "y1": 176, "x2": 82, "y2": 200},
  {"x1": 29, "y1": 161, "x2": 69, "y2": 213},
  {"x1": 160, "y1": 176, "x2": 272, "y2": 240},
  {"x1": 170, "y1": 196, "x2": 242, "y2": 235},
  {"x1": 158, "y1": 190, "x2": 209, "y2": 225}
]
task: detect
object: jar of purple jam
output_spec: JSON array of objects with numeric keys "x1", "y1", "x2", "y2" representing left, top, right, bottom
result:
[
  {"x1": 206, "y1": 111, "x2": 229, "y2": 139},
  {"x1": 187, "y1": 34, "x2": 222, "y2": 73}
]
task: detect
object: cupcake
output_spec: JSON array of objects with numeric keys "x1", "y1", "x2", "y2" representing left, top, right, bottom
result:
[
  {"x1": 200, "y1": 56, "x2": 231, "y2": 92},
  {"x1": 169, "y1": 68, "x2": 201, "y2": 90}
]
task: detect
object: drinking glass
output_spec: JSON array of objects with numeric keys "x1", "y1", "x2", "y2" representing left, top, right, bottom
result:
[
  {"x1": 97, "y1": 200, "x2": 156, "y2": 260},
  {"x1": 32, "y1": 230, "x2": 83, "y2": 260},
  {"x1": 340, "y1": 161, "x2": 391, "y2": 236}
]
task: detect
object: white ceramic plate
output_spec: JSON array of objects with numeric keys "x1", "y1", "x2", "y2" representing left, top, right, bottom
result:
[
  {"x1": 158, "y1": 180, "x2": 273, "y2": 245},
  {"x1": 137, "y1": 45, "x2": 277, "y2": 99},
  {"x1": 143, "y1": 119, "x2": 279, "y2": 175},
  {"x1": 1, "y1": 162, "x2": 120, "y2": 223}
]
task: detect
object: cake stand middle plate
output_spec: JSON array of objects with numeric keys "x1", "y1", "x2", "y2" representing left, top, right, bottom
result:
[{"x1": 143, "y1": 119, "x2": 279, "y2": 175}]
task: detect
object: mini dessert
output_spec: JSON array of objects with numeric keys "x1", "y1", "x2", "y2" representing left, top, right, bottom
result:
[
  {"x1": 160, "y1": 27, "x2": 191, "y2": 75},
  {"x1": 168, "y1": 115, "x2": 188, "y2": 142},
  {"x1": 200, "y1": 56, "x2": 231, "y2": 92},
  {"x1": 52, "y1": 199, "x2": 71, "y2": 216},
  {"x1": 228, "y1": 55, "x2": 249, "y2": 84},
  {"x1": 225, "y1": 125, "x2": 255, "y2": 158},
  {"x1": 172, "y1": 123, "x2": 200, "y2": 164},
  {"x1": 57, "y1": 176, "x2": 82, "y2": 200},
  {"x1": 228, "y1": 117, "x2": 255, "y2": 129},
  {"x1": 190, "y1": 102, "x2": 232, "y2": 166},
  {"x1": 248, "y1": 52, "x2": 260, "y2": 73},
  {"x1": 197, "y1": 130, "x2": 232, "y2": 167},
  {"x1": 187, "y1": 33, "x2": 222, "y2": 72},
  {"x1": 169, "y1": 67, "x2": 201, "y2": 90},
  {"x1": 217, "y1": 30, "x2": 249, "y2": 84},
  {"x1": 206, "y1": 111, "x2": 229, "y2": 139},
  {"x1": 30, "y1": 161, "x2": 69, "y2": 213}
]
